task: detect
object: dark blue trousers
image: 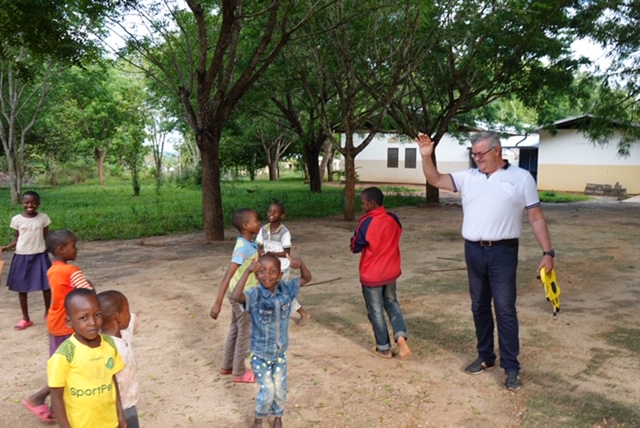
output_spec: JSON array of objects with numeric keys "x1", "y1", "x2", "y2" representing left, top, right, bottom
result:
[{"x1": 464, "y1": 240, "x2": 520, "y2": 372}]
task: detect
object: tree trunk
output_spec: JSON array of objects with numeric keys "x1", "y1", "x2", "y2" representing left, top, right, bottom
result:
[
  {"x1": 268, "y1": 159, "x2": 278, "y2": 180},
  {"x1": 154, "y1": 146, "x2": 163, "y2": 180},
  {"x1": 343, "y1": 151, "x2": 357, "y2": 221},
  {"x1": 303, "y1": 143, "x2": 322, "y2": 193},
  {"x1": 319, "y1": 139, "x2": 333, "y2": 182},
  {"x1": 6, "y1": 153, "x2": 21, "y2": 203},
  {"x1": 199, "y1": 136, "x2": 225, "y2": 241},
  {"x1": 249, "y1": 152, "x2": 256, "y2": 181},
  {"x1": 97, "y1": 155, "x2": 105, "y2": 186},
  {"x1": 425, "y1": 152, "x2": 440, "y2": 204},
  {"x1": 131, "y1": 165, "x2": 141, "y2": 196},
  {"x1": 425, "y1": 182, "x2": 440, "y2": 204},
  {"x1": 327, "y1": 155, "x2": 335, "y2": 182}
]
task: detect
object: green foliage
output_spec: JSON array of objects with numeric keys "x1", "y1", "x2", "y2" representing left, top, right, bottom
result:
[
  {"x1": 30, "y1": 61, "x2": 149, "y2": 189},
  {"x1": 391, "y1": 0, "x2": 586, "y2": 141},
  {"x1": 0, "y1": 0, "x2": 125, "y2": 64},
  {"x1": 171, "y1": 166, "x2": 202, "y2": 188},
  {"x1": 107, "y1": 163, "x2": 125, "y2": 178},
  {"x1": 539, "y1": 191, "x2": 591, "y2": 203},
  {"x1": 37, "y1": 159, "x2": 96, "y2": 186},
  {"x1": 568, "y1": 2, "x2": 640, "y2": 155},
  {"x1": 0, "y1": 177, "x2": 423, "y2": 242}
]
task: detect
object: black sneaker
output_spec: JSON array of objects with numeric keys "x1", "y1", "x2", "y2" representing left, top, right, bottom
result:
[
  {"x1": 505, "y1": 370, "x2": 522, "y2": 390},
  {"x1": 465, "y1": 358, "x2": 496, "y2": 374}
]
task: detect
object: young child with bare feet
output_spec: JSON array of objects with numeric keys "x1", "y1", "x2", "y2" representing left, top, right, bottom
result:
[
  {"x1": 22, "y1": 229, "x2": 94, "y2": 423},
  {"x1": 232, "y1": 253, "x2": 313, "y2": 428},
  {"x1": 98, "y1": 290, "x2": 140, "y2": 428},
  {"x1": 210, "y1": 208, "x2": 262, "y2": 384},
  {"x1": 256, "y1": 202, "x2": 311, "y2": 326},
  {"x1": 48, "y1": 288, "x2": 126, "y2": 428},
  {"x1": 350, "y1": 187, "x2": 411, "y2": 360},
  {"x1": 1, "y1": 191, "x2": 52, "y2": 330}
]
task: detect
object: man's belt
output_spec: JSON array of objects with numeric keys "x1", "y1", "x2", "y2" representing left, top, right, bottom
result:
[{"x1": 466, "y1": 238, "x2": 519, "y2": 247}]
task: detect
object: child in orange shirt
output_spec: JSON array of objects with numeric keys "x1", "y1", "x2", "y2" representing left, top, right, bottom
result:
[{"x1": 22, "y1": 229, "x2": 94, "y2": 423}]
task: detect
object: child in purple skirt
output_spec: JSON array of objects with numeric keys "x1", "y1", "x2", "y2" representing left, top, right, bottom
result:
[{"x1": 1, "y1": 191, "x2": 52, "y2": 330}]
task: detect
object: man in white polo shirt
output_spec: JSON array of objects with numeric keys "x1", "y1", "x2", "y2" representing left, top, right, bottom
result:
[{"x1": 418, "y1": 131, "x2": 555, "y2": 391}]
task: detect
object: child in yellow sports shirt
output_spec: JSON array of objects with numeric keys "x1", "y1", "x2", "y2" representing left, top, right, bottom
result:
[{"x1": 48, "y1": 288, "x2": 126, "y2": 428}]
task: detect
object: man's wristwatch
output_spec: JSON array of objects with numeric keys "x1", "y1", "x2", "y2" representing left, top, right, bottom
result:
[{"x1": 542, "y1": 250, "x2": 555, "y2": 258}]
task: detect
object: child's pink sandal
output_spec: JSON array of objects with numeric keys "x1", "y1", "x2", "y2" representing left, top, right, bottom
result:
[
  {"x1": 14, "y1": 320, "x2": 34, "y2": 330},
  {"x1": 232, "y1": 371, "x2": 256, "y2": 383},
  {"x1": 22, "y1": 400, "x2": 55, "y2": 423}
]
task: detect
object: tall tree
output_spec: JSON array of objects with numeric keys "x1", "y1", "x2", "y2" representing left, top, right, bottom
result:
[
  {"x1": 146, "y1": 108, "x2": 175, "y2": 181},
  {"x1": 261, "y1": 47, "x2": 336, "y2": 193},
  {"x1": 0, "y1": 0, "x2": 128, "y2": 63},
  {"x1": 110, "y1": 69, "x2": 149, "y2": 195},
  {"x1": 49, "y1": 65, "x2": 126, "y2": 185},
  {"x1": 107, "y1": 0, "x2": 335, "y2": 241},
  {"x1": 293, "y1": 0, "x2": 424, "y2": 220},
  {"x1": 229, "y1": 88, "x2": 299, "y2": 180},
  {"x1": 34, "y1": 62, "x2": 148, "y2": 186},
  {"x1": 257, "y1": 127, "x2": 295, "y2": 181},
  {"x1": 387, "y1": 0, "x2": 586, "y2": 204},
  {"x1": 0, "y1": 0, "x2": 129, "y2": 202},
  {"x1": 572, "y1": 0, "x2": 640, "y2": 155},
  {"x1": 0, "y1": 47, "x2": 55, "y2": 202}
]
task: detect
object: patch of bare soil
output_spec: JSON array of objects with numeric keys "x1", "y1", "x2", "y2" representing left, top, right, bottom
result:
[{"x1": 1, "y1": 198, "x2": 639, "y2": 427}]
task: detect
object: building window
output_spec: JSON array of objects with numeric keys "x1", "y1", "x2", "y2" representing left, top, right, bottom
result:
[
  {"x1": 405, "y1": 148, "x2": 416, "y2": 168},
  {"x1": 387, "y1": 148, "x2": 398, "y2": 168}
]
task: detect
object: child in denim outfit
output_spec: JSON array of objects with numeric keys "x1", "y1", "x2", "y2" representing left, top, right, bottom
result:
[{"x1": 232, "y1": 254, "x2": 312, "y2": 428}]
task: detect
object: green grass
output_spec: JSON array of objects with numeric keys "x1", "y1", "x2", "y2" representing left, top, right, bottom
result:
[
  {"x1": 539, "y1": 190, "x2": 592, "y2": 203},
  {"x1": 0, "y1": 178, "x2": 595, "y2": 241},
  {"x1": 0, "y1": 177, "x2": 423, "y2": 241}
]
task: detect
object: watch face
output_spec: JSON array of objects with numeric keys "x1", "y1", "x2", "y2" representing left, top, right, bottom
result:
[{"x1": 544, "y1": 250, "x2": 555, "y2": 257}]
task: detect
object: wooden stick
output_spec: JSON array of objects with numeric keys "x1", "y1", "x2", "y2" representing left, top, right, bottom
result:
[{"x1": 306, "y1": 277, "x2": 342, "y2": 286}]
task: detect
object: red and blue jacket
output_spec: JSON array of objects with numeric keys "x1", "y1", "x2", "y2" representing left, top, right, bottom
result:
[{"x1": 350, "y1": 206, "x2": 402, "y2": 287}]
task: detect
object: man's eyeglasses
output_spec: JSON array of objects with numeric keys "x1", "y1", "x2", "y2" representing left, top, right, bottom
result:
[{"x1": 471, "y1": 147, "x2": 495, "y2": 159}]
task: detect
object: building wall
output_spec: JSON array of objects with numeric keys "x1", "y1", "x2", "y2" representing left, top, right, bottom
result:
[
  {"x1": 348, "y1": 132, "x2": 532, "y2": 185},
  {"x1": 349, "y1": 133, "x2": 470, "y2": 185},
  {"x1": 538, "y1": 129, "x2": 640, "y2": 194}
]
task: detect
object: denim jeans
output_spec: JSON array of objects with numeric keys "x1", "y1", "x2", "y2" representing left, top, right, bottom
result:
[
  {"x1": 464, "y1": 240, "x2": 520, "y2": 372},
  {"x1": 361, "y1": 282, "x2": 408, "y2": 351},
  {"x1": 251, "y1": 353, "x2": 287, "y2": 418}
]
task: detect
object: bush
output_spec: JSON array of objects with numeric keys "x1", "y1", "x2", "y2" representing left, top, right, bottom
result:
[
  {"x1": 37, "y1": 160, "x2": 95, "y2": 186},
  {"x1": 539, "y1": 190, "x2": 591, "y2": 203},
  {"x1": 108, "y1": 163, "x2": 125, "y2": 178},
  {"x1": 172, "y1": 166, "x2": 202, "y2": 188}
]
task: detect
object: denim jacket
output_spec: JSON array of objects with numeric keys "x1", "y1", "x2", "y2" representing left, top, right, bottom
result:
[{"x1": 244, "y1": 277, "x2": 300, "y2": 360}]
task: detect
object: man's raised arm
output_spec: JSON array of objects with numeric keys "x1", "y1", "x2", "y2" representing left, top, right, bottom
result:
[{"x1": 417, "y1": 133, "x2": 455, "y2": 192}]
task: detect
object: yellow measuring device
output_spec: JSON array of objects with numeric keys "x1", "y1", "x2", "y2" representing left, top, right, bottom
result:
[{"x1": 539, "y1": 267, "x2": 560, "y2": 319}]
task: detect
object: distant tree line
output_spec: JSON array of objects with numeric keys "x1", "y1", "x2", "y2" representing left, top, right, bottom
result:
[{"x1": 1, "y1": 0, "x2": 638, "y2": 239}]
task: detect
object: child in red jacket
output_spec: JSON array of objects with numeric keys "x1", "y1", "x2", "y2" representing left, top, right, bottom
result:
[{"x1": 350, "y1": 187, "x2": 411, "y2": 359}]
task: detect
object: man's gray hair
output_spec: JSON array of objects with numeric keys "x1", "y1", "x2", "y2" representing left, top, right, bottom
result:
[{"x1": 470, "y1": 131, "x2": 501, "y2": 148}]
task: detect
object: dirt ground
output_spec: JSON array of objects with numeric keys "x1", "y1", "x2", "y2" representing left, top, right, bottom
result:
[{"x1": 1, "y1": 193, "x2": 639, "y2": 428}]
